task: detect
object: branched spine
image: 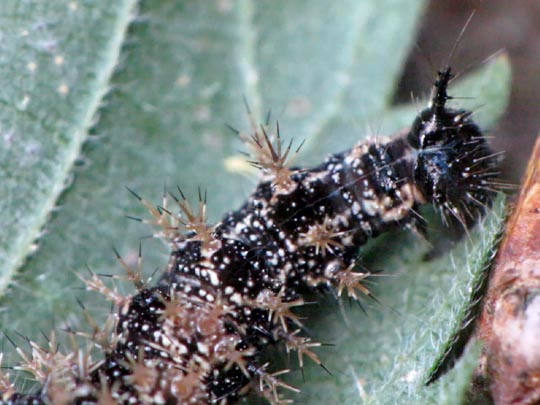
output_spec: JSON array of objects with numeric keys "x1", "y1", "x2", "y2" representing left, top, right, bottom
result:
[{"x1": 0, "y1": 67, "x2": 500, "y2": 404}]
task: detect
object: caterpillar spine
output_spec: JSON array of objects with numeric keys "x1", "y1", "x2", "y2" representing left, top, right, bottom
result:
[{"x1": 0, "y1": 67, "x2": 499, "y2": 404}]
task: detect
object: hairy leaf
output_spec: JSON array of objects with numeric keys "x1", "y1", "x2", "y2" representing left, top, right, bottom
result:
[{"x1": 0, "y1": 1, "x2": 511, "y2": 403}]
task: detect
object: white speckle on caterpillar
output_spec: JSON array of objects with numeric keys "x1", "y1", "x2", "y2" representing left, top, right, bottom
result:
[{"x1": 0, "y1": 66, "x2": 501, "y2": 404}]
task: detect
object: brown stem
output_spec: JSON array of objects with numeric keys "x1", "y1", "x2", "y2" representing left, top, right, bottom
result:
[{"x1": 477, "y1": 136, "x2": 540, "y2": 404}]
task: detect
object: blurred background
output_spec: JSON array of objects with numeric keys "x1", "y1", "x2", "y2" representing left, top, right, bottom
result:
[{"x1": 396, "y1": 0, "x2": 540, "y2": 185}]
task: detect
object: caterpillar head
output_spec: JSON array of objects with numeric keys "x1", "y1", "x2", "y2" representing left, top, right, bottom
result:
[{"x1": 408, "y1": 67, "x2": 500, "y2": 227}]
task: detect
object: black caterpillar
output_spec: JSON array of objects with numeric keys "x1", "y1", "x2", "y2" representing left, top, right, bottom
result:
[{"x1": 0, "y1": 67, "x2": 499, "y2": 404}]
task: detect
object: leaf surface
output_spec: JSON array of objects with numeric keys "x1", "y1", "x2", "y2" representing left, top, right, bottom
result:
[
  {"x1": 0, "y1": 1, "x2": 511, "y2": 403},
  {"x1": 0, "y1": 1, "x2": 137, "y2": 292}
]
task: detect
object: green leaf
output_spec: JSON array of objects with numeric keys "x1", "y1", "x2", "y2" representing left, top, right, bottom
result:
[
  {"x1": 287, "y1": 197, "x2": 506, "y2": 404},
  {"x1": 0, "y1": 0, "x2": 137, "y2": 293},
  {"x1": 0, "y1": 1, "x2": 511, "y2": 403}
]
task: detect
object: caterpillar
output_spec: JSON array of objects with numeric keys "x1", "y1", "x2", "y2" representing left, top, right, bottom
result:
[{"x1": 0, "y1": 66, "x2": 499, "y2": 404}]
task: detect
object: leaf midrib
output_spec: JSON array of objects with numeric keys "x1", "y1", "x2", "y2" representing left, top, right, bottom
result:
[{"x1": 0, "y1": 0, "x2": 139, "y2": 293}]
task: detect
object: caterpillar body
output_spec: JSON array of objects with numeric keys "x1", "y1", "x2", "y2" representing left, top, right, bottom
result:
[{"x1": 1, "y1": 67, "x2": 499, "y2": 404}]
